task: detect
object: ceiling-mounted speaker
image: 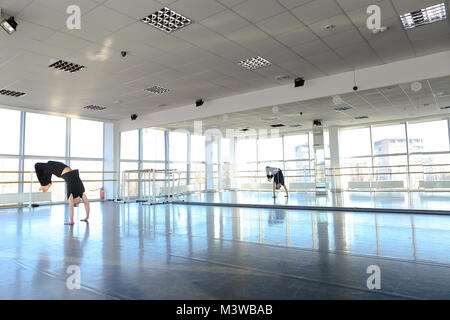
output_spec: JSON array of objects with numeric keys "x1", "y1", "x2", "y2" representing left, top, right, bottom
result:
[
  {"x1": 196, "y1": 99, "x2": 204, "y2": 107},
  {"x1": 295, "y1": 77, "x2": 305, "y2": 88}
]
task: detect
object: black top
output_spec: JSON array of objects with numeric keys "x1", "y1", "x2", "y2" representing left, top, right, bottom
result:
[
  {"x1": 47, "y1": 161, "x2": 69, "y2": 178},
  {"x1": 62, "y1": 169, "x2": 85, "y2": 199}
]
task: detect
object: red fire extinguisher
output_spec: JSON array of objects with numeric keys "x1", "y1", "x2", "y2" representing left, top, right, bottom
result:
[{"x1": 100, "y1": 187, "x2": 105, "y2": 201}]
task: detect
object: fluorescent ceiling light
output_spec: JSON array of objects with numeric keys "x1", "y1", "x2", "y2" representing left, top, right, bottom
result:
[
  {"x1": 400, "y1": 3, "x2": 447, "y2": 29},
  {"x1": 141, "y1": 7, "x2": 192, "y2": 33},
  {"x1": 355, "y1": 116, "x2": 369, "y2": 120},
  {"x1": 334, "y1": 106, "x2": 352, "y2": 111},
  {"x1": 238, "y1": 56, "x2": 272, "y2": 70}
]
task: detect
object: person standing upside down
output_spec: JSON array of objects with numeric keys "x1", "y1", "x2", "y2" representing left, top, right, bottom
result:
[
  {"x1": 34, "y1": 161, "x2": 90, "y2": 225},
  {"x1": 266, "y1": 166, "x2": 289, "y2": 198}
]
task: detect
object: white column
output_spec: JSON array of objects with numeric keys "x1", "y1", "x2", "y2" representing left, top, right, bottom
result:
[
  {"x1": 329, "y1": 127, "x2": 342, "y2": 192},
  {"x1": 205, "y1": 135, "x2": 214, "y2": 191}
]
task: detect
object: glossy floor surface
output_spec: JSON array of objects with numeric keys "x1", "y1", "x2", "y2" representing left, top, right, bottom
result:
[
  {"x1": 178, "y1": 191, "x2": 450, "y2": 211},
  {"x1": 1, "y1": 202, "x2": 450, "y2": 300}
]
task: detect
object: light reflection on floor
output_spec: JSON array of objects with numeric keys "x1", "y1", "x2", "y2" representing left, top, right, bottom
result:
[{"x1": 1, "y1": 202, "x2": 450, "y2": 300}]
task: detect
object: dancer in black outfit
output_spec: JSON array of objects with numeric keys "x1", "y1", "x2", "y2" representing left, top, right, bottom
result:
[
  {"x1": 34, "y1": 161, "x2": 90, "y2": 225},
  {"x1": 266, "y1": 166, "x2": 289, "y2": 198}
]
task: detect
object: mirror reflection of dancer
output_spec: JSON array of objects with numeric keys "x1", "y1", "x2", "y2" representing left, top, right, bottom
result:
[
  {"x1": 266, "y1": 166, "x2": 289, "y2": 198},
  {"x1": 34, "y1": 161, "x2": 90, "y2": 225}
]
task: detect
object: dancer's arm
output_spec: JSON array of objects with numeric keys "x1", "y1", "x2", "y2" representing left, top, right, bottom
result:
[
  {"x1": 283, "y1": 185, "x2": 289, "y2": 198},
  {"x1": 81, "y1": 194, "x2": 90, "y2": 222}
]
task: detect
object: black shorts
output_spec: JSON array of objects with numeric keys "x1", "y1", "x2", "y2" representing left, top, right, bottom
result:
[{"x1": 274, "y1": 170, "x2": 285, "y2": 186}]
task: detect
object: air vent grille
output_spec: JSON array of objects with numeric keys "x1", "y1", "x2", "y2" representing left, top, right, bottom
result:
[
  {"x1": 145, "y1": 85, "x2": 170, "y2": 95},
  {"x1": 238, "y1": 56, "x2": 272, "y2": 70},
  {"x1": 0, "y1": 89, "x2": 26, "y2": 97},
  {"x1": 49, "y1": 60, "x2": 85, "y2": 73},
  {"x1": 84, "y1": 105, "x2": 107, "y2": 111}
]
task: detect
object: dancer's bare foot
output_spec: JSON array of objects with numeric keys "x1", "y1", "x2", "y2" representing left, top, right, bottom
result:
[
  {"x1": 39, "y1": 184, "x2": 51, "y2": 192},
  {"x1": 64, "y1": 221, "x2": 74, "y2": 225},
  {"x1": 80, "y1": 217, "x2": 89, "y2": 222}
]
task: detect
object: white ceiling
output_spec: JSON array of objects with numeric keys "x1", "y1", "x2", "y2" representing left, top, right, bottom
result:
[
  {"x1": 164, "y1": 75, "x2": 450, "y2": 134},
  {"x1": 0, "y1": 0, "x2": 449, "y2": 121}
]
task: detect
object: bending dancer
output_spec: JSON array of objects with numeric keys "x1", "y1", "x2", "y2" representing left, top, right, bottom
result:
[
  {"x1": 266, "y1": 166, "x2": 289, "y2": 198},
  {"x1": 34, "y1": 161, "x2": 90, "y2": 225}
]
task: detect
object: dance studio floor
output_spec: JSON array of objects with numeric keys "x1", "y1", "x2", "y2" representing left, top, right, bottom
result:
[
  {"x1": 178, "y1": 191, "x2": 450, "y2": 211},
  {"x1": 1, "y1": 201, "x2": 450, "y2": 300}
]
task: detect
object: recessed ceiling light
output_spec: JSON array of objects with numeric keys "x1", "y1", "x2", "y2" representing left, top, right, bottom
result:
[
  {"x1": 145, "y1": 85, "x2": 170, "y2": 95},
  {"x1": 238, "y1": 56, "x2": 272, "y2": 70},
  {"x1": 141, "y1": 7, "x2": 192, "y2": 33},
  {"x1": 0, "y1": 16, "x2": 17, "y2": 35},
  {"x1": 440, "y1": 106, "x2": 450, "y2": 110},
  {"x1": 435, "y1": 92, "x2": 450, "y2": 97},
  {"x1": 0, "y1": 89, "x2": 26, "y2": 97},
  {"x1": 270, "y1": 124, "x2": 285, "y2": 128},
  {"x1": 49, "y1": 60, "x2": 85, "y2": 73},
  {"x1": 334, "y1": 106, "x2": 353, "y2": 111},
  {"x1": 290, "y1": 124, "x2": 302, "y2": 128},
  {"x1": 400, "y1": 3, "x2": 447, "y2": 30},
  {"x1": 355, "y1": 116, "x2": 369, "y2": 120},
  {"x1": 262, "y1": 117, "x2": 277, "y2": 121},
  {"x1": 84, "y1": 105, "x2": 106, "y2": 111}
]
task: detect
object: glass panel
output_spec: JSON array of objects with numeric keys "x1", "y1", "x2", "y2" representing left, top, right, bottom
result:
[
  {"x1": 0, "y1": 108, "x2": 21, "y2": 155},
  {"x1": 71, "y1": 118, "x2": 104, "y2": 158},
  {"x1": 408, "y1": 120, "x2": 450, "y2": 153},
  {"x1": 143, "y1": 128, "x2": 165, "y2": 161},
  {"x1": 191, "y1": 163, "x2": 205, "y2": 190},
  {"x1": 284, "y1": 161, "x2": 313, "y2": 183},
  {"x1": 372, "y1": 155, "x2": 408, "y2": 189},
  {"x1": 372, "y1": 124, "x2": 406, "y2": 155},
  {"x1": 25, "y1": 113, "x2": 66, "y2": 157},
  {"x1": 24, "y1": 159, "x2": 66, "y2": 202},
  {"x1": 120, "y1": 162, "x2": 139, "y2": 198},
  {"x1": 236, "y1": 138, "x2": 257, "y2": 163},
  {"x1": 69, "y1": 160, "x2": 103, "y2": 199},
  {"x1": 339, "y1": 127, "x2": 371, "y2": 158},
  {"x1": 169, "y1": 132, "x2": 187, "y2": 162},
  {"x1": 410, "y1": 154, "x2": 450, "y2": 189},
  {"x1": 258, "y1": 137, "x2": 283, "y2": 161},
  {"x1": 191, "y1": 135, "x2": 205, "y2": 162},
  {"x1": 284, "y1": 134, "x2": 309, "y2": 160},
  {"x1": 221, "y1": 138, "x2": 231, "y2": 163},
  {"x1": 0, "y1": 158, "x2": 19, "y2": 194},
  {"x1": 120, "y1": 130, "x2": 139, "y2": 160}
]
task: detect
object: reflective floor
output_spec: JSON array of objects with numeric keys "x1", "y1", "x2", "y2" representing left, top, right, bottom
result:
[
  {"x1": 178, "y1": 191, "x2": 450, "y2": 211},
  {"x1": 1, "y1": 202, "x2": 450, "y2": 299}
]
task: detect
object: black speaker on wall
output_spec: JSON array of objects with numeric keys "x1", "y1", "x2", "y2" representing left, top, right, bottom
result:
[{"x1": 295, "y1": 77, "x2": 305, "y2": 88}]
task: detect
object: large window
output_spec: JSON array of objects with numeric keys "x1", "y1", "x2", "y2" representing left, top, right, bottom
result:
[
  {"x1": 191, "y1": 135, "x2": 205, "y2": 162},
  {"x1": 71, "y1": 118, "x2": 104, "y2": 158},
  {"x1": 25, "y1": 113, "x2": 66, "y2": 157},
  {"x1": 169, "y1": 132, "x2": 187, "y2": 162},
  {"x1": 408, "y1": 120, "x2": 449, "y2": 153},
  {"x1": 0, "y1": 109, "x2": 20, "y2": 155},
  {"x1": 0, "y1": 107, "x2": 106, "y2": 205},
  {"x1": 339, "y1": 127, "x2": 372, "y2": 158},
  {"x1": 121, "y1": 130, "x2": 139, "y2": 160},
  {"x1": 372, "y1": 124, "x2": 407, "y2": 155},
  {"x1": 143, "y1": 128, "x2": 165, "y2": 161}
]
